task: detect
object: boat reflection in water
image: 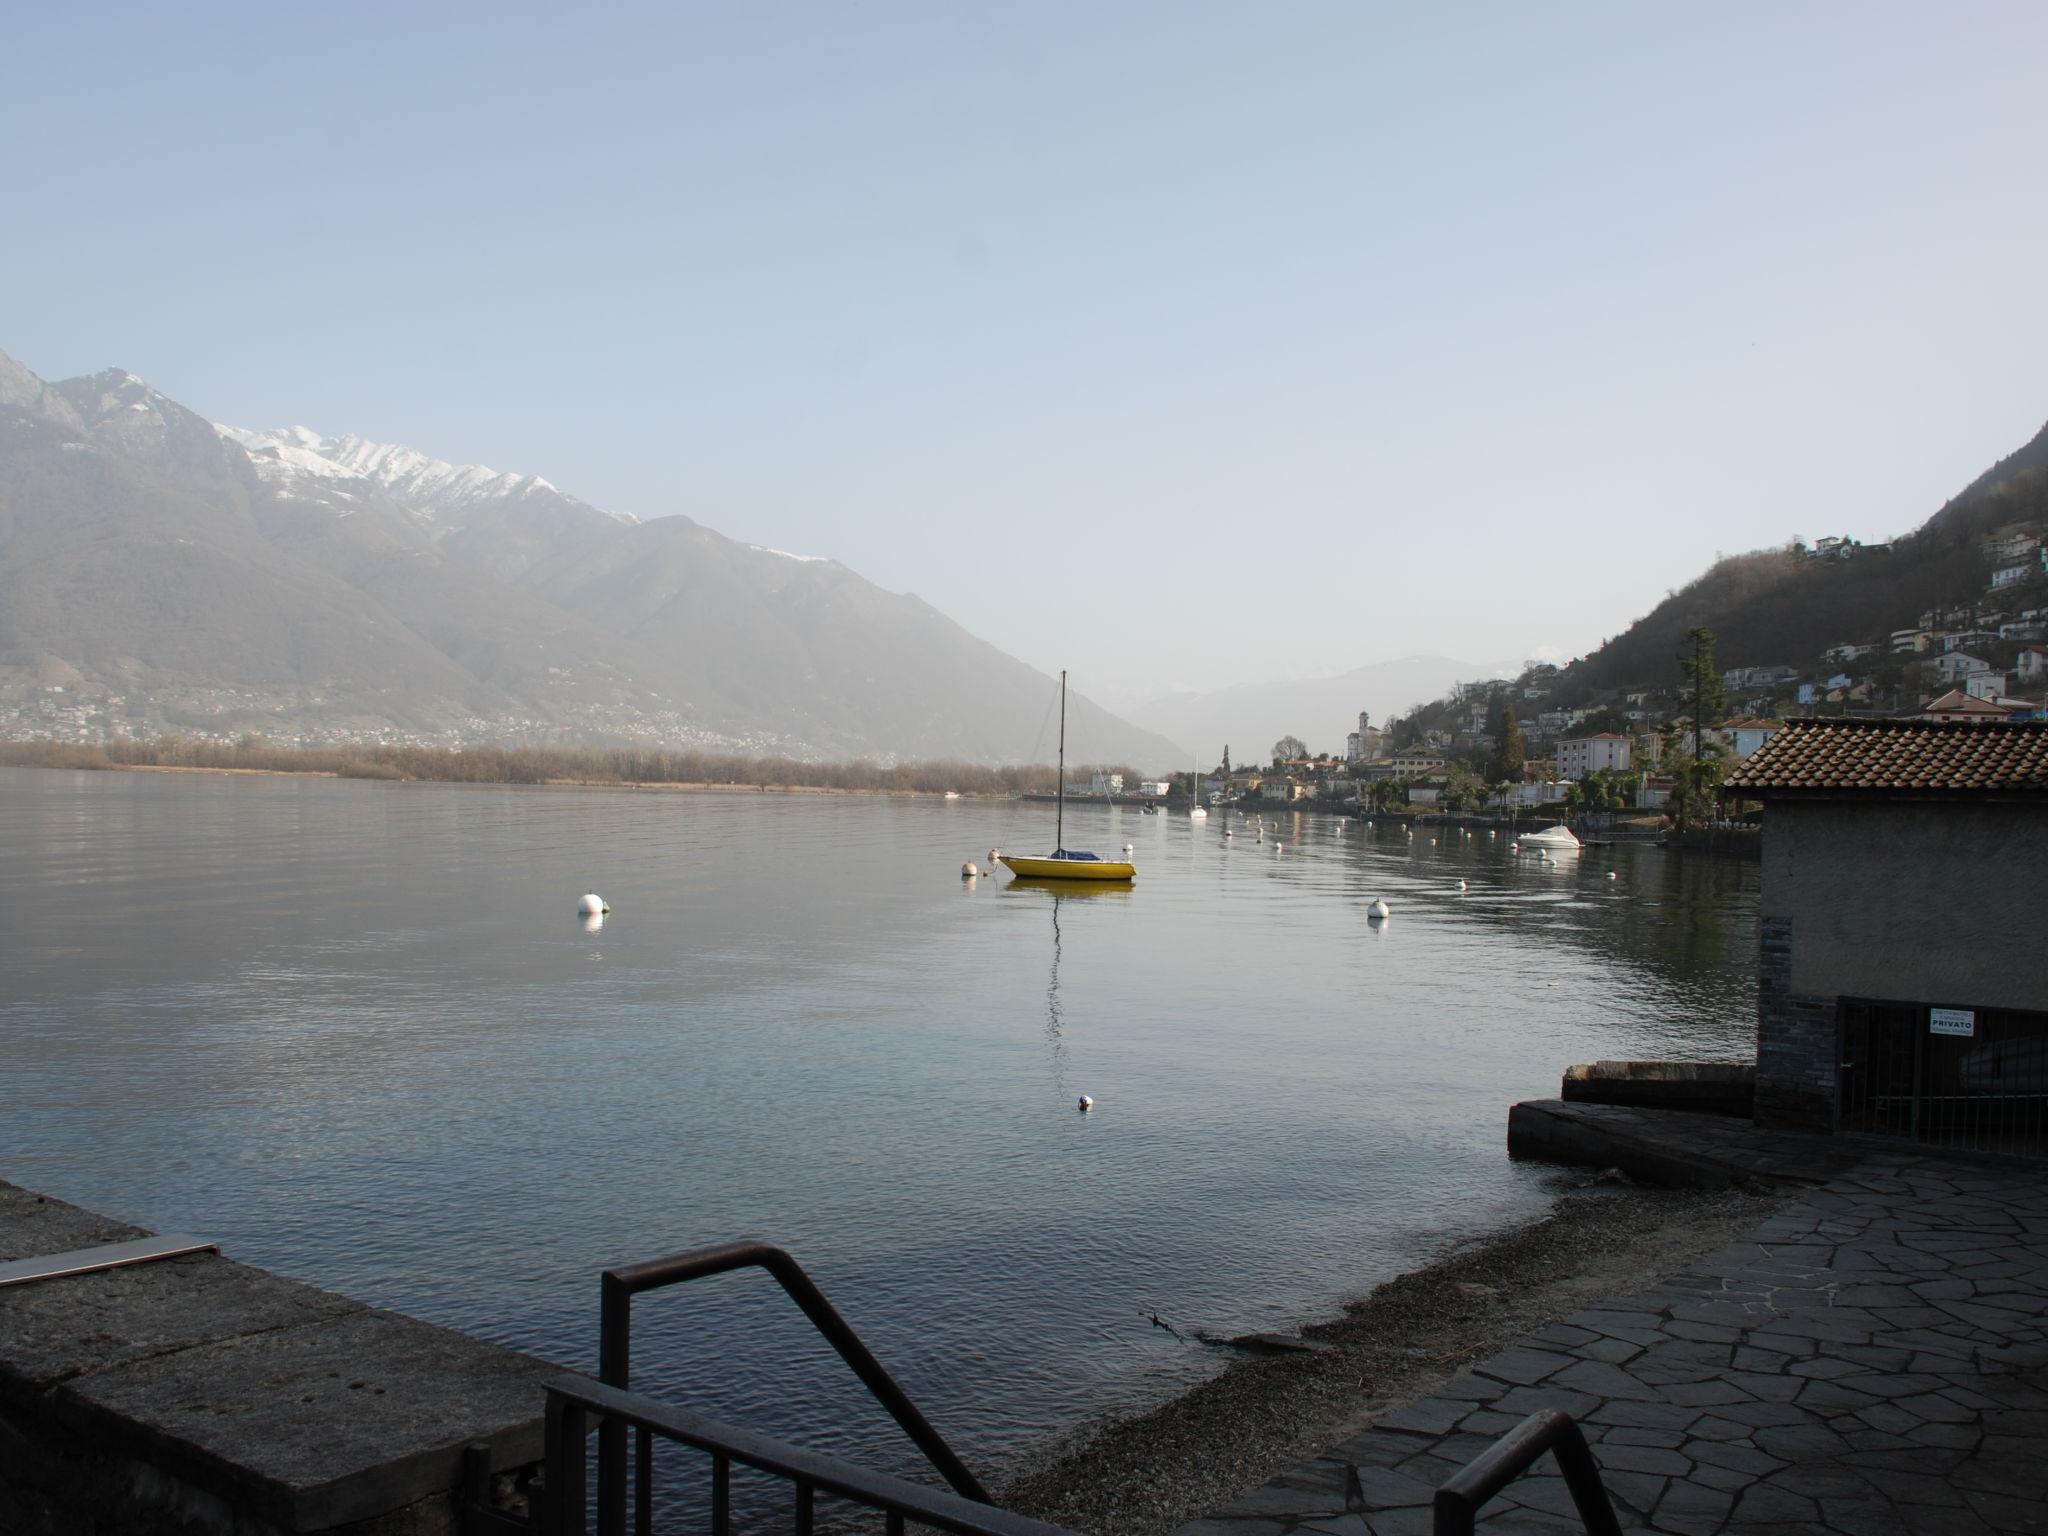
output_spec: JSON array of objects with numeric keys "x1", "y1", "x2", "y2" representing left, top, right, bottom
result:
[{"x1": 1004, "y1": 879, "x2": 1133, "y2": 1094}]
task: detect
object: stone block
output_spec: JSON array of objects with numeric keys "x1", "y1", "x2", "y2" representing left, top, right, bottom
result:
[{"x1": 56, "y1": 1307, "x2": 553, "y2": 1530}]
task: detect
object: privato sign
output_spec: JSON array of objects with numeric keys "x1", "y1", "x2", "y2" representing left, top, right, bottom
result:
[{"x1": 1929, "y1": 1008, "x2": 1976, "y2": 1037}]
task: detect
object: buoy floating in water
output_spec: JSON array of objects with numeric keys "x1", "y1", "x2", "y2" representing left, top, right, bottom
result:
[
  {"x1": 577, "y1": 893, "x2": 609, "y2": 915},
  {"x1": 1367, "y1": 898, "x2": 1391, "y2": 920},
  {"x1": 1077, "y1": 1094, "x2": 1094, "y2": 1112},
  {"x1": 962, "y1": 862, "x2": 979, "y2": 878},
  {"x1": 1608, "y1": 871, "x2": 1617, "y2": 880},
  {"x1": 1458, "y1": 880, "x2": 1467, "y2": 892},
  {"x1": 989, "y1": 848, "x2": 1000, "y2": 865}
]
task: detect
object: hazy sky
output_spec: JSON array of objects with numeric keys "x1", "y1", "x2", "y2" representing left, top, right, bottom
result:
[{"x1": 8, "y1": 3, "x2": 2046, "y2": 709}]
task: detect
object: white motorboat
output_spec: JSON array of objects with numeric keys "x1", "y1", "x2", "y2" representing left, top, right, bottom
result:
[{"x1": 1516, "y1": 825, "x2": 1581, "y2": 853}]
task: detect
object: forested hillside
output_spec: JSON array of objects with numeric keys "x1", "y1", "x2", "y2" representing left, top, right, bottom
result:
[{"x1": 1561, "y1": 419, "x2": 2048, "y2": 699}]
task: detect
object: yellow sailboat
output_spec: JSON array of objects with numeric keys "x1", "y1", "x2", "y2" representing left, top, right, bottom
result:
[{"x1": 999, "y1": 671, "x2": 1137, "y2": 883}]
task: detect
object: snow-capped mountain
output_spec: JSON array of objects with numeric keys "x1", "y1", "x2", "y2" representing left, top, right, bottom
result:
[
  {"x1": 217, "y1": 423, "x2": 640, "y2": 583},
  {"x1": 219, "y1": 425, "x2": 634, "y2": 526},
  {"x1": 0, "y1": 346, "x2": 1186, "y2": 765}
]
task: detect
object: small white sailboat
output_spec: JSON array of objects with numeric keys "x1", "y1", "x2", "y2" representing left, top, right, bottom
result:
[{"x1": 1189, "y1": 761, "x2": 1208, "y2": 820}]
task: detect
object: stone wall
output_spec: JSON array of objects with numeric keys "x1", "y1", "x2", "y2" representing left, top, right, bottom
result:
[
  {"x1": 0, "y1": 1181, "x2": 548, "y2": 1535},
  {"x1": 1765, "y1": 800, "x2": 2048, "y2": 1009},
  {"x1": 1753, "y1": 915, "x2": 1838, "y2": 1130},
  {"x1": 1753, "y1": 799, "x2": 2048, "y2": 1131}
]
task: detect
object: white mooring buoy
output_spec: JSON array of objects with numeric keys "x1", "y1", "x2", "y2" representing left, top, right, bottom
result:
[
  {"x1": 962, "y1": 862, "x2": 980, "y2": 878},
  {"x1": 1077, "y1": 1094, "x2": 1094, "y2": 1111},
  {"x1": 1368, "y1": 898, "x2": 1391, "y2": 920},
  {"x1": 577, "y1": 893, "x2": 609, "y2": 916}
]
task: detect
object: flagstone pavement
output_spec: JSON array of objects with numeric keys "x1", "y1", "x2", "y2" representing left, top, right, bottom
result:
[{"x1": 1174, "y1": 1156, "x2": 2048, "y2": 1536}]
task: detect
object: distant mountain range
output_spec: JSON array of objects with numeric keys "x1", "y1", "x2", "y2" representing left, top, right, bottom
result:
[
  {"x1": 1127, "y1": 654, "x2": 1484, "y2": 762},
  {"x1": 0, "y1": 347, "x2": 1183, "y2": 766}
]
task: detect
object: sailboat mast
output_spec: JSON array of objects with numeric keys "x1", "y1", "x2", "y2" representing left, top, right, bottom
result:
[{"x1": 1056, "y1": 670, "x2": 1067, "y2": 852}]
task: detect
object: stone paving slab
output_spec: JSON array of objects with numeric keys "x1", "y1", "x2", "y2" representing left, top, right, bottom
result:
[{"x1": 1176, "y1": 1156, "x2": 2048, "y2": 1535}]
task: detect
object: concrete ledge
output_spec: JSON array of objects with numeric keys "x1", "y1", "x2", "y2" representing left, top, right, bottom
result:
[
  {"x1": 0, "y1": 1180, "x2": 549, "y2": 1534},
  {"x1": 1507, "y1": 1099, "x2": 1866, "y2": 1188},
  {"x1": 1560, "y1": 1058, "x2": 1754, "y2": 1118}
]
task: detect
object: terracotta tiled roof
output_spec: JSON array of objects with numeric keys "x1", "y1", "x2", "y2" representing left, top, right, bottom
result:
[
  {"x1": 1916, "y1": 689, "x2": 2010, "y2": 718},
  {"x1": 1726, "y1": 719, "x2": 2048, "y2": 796}
]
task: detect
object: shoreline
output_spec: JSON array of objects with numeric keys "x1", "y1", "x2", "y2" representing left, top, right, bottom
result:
[
  {"x1": 999, "y1": 1177, "x2": 1791, "y2": 1536},
  {"x1": 0, "y1": 758, "x2": 1016, "y2": 799}
]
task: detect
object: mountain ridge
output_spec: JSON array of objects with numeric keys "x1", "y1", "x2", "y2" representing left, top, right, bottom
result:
[{"x1": 0, "y1": 346, "x2": 1183, "y2": 767}]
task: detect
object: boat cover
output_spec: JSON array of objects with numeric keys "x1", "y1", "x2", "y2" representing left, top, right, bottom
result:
[{"x1": 1049, "y1": 849, "x2": 1102, "y2": 861}]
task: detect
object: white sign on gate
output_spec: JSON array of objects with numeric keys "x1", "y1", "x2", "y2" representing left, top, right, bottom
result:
[{"x1": 1929, "y1": 1008, "x2": 1976, "y2": 1037}]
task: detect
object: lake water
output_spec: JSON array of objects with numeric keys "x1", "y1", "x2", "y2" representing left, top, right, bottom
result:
[{"x1": 0, "y1": 767, "x2": 1758, "y2": 1482}]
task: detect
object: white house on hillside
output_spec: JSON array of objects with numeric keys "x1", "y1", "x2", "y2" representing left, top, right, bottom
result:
[
  {"x1": 1720, "y1": 718, "x2": 1786, "y2": 760},
  {"x1": 1933, "y1": 652, "x2": 1993, "y2": 683},
  {"x1": 1557, "y1": 733, "x2": 1632, "y2": 780},
  {"x1": 1963, "y1": 673, "x2": 2010, "y2": 702}
]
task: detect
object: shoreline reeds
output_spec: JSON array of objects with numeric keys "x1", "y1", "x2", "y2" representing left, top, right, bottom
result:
[{"x1": 0, "y1": 737, "x2": 1140, "y2": 797}]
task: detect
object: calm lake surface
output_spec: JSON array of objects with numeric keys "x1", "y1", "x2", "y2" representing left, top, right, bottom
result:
[{"x1": 0, "y1": 767, "x2": 1758, "y2": 1479}]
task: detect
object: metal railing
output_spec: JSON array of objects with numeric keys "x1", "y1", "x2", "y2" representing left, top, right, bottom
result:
[
  {"x1": 1433, "y1": 1409, "x2": 1621, "y2": 1536},
  {"x1": 594, "y1": 1241, "x2": 989, "y2": 1536},
  {"x1": 543, "y1": 1375, "x2": 1078, "y2": 1536}
]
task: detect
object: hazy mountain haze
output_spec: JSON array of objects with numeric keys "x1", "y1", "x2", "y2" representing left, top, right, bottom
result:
[{"x1": 1129, "y1": 657, "x2": 1484, "y2": 765}]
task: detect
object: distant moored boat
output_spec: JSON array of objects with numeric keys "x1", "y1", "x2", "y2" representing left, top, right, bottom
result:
[{"x1": 997, "y1": 671, "x2": 1136, "y2": 883}]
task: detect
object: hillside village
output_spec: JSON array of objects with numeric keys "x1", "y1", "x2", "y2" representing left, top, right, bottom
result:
[{"x1": 1202, "y1": 516, "x2": 2048, "y2": 820}]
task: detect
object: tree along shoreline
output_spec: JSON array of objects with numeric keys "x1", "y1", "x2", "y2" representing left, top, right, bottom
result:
[{"x1": 0, "y1": 738, "x2": 1140, "y2": 798}]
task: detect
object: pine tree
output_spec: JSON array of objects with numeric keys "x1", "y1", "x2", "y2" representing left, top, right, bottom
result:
[
  {"x1": 1674, "y1": 627, "x2": 1730, "y2": 830},
  {"x1": 1488, "y1": 704, "x2": 1526, "y2": 785}
]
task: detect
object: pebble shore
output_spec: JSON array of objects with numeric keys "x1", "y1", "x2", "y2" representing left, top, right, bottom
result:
[{"x1": 1000, "y1": 1180, "x2": 1791, "y2": 1536}]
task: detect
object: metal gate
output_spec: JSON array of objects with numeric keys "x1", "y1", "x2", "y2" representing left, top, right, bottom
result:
[{"x1": 1840, "y1": 999, "x2": 2048, "y2": 1156}]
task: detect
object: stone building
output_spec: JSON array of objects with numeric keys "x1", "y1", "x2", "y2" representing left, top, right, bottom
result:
[{"x1": 1728, "y1": 719, "x2": 2048, "y2": 1150}]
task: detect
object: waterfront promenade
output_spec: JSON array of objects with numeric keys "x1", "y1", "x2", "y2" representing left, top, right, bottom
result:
[{"x1": 1175, "y1": 1148, "x2": 2048, "y2": 1536}]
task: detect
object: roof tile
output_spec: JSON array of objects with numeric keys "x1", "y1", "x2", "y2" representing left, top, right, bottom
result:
[{"x1": 1727, "y1": 719, "x2": 2048, "y2": 796}]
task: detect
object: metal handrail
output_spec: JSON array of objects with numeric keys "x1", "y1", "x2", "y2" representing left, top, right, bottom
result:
[
  {"x1": 547, "y1": 1375, "x2": 1077, "y2": 1536},
  {"x1": 596, "y1": 1241, "x2": 988, "y2": 1536},
  {"x1": 1433, "y1": 1409, "x2": 1621, "y2": 1536}
]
